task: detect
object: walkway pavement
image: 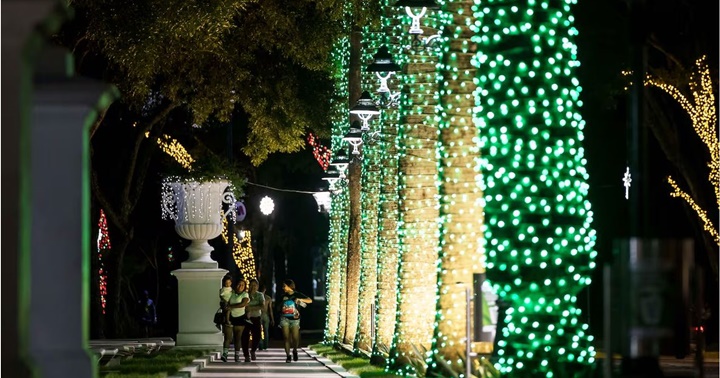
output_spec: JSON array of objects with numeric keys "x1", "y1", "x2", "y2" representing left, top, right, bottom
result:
[{"x1": 172, "y1": 347, "x2": 359, "y2": 378}]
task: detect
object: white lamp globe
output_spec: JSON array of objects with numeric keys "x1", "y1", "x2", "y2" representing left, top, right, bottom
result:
[{"x1": 259, "y1": 196, "x2": 275, "y2": 215}]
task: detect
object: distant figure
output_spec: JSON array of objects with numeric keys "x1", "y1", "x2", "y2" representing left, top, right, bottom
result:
[
  {"x1": 259, "y1": 283, "x2": 274, "y2": 350},
  {"x1": 242, "y1": 279, "x2": 264, "y2": 361},
  {"x1": 279, "y1": 279, "x2": 312, "y2": 363},
  {"x1": 138, "y1": 290, "x2": 157, "y2": 338}
]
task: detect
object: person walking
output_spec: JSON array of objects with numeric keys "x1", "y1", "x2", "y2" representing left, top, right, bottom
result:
[
  {"x1": 138, "y1": 290, "x2": 157, "y2": 338},
  {"x1": 279, "y1": 279, "x2": 312, "y2": 363},
  {"x1": 221, "y1": 279, "x2": 249, "y2": 363},
  {"x1": 241, "y1": 279, "x2": 264, "y2": 361},
  {"x1": 259, "y1": 283, "x2": 274, "y2": 350}
]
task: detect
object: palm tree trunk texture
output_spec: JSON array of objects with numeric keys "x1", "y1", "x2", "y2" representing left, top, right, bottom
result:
[
  {"x1": 355, "y1": 132, "x2": 381, "y2": 353},
  {"x1": 388, "y1": 30, "x2": 441, "y2": 373},
  {"x1": 341, "y1": 26, "x2": 364, "y2": 346},
  {"x1": 428, "y1": 0, "x2": 484, "y2": 373}
]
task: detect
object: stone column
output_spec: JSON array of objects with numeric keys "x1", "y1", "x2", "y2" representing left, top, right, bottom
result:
[
  {"x1": 172, "y1": 266, "x2": 228, "y2": 346},
  {"x1": 3, "y1": 1, "x2": 57, "y2": 376},
  {"x1": 28, "y1": 59, "x2": 114, "y2": 376}
]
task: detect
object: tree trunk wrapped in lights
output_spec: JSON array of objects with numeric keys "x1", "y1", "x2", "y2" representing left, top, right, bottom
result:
[
  {"x1": 342, "y1": 27, "x2": 364, "y2": 346},
  {"x1": 387, "y1": 15, "x2": 442, "y2": 375},
  {"x1": 471, "y1": 1, "x2": 597, "y2": 376},
  {"x1": 324, "y1": 34, "x2": 352, "y2": 344},
  {"x1": 364, "y1": 2, "x2": 406, "y2": 364},
  {"x1": 371, "y1": 113, "x2": 402, "y2": 362},
  {"x1": 427, "y1": 0, "x2": 484, "y2": 374},
  {"x1": 354, "y1": 24, "x2": 385, "y2": 354},
  {"x1": 356, "y1": 130, "x2": 381, "y2": 353}
]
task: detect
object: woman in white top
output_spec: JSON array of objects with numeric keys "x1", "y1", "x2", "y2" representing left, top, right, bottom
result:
[{"x1": 221, "y1": 279, "x2": 249, "y2": 362}]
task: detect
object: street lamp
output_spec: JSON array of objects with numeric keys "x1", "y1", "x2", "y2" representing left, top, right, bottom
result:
[
  {"x1": 259, "y1": 196, "x2": 274, "y2": 216},
  {"x1": 329, "y1": 149, "x2": 350, "y2": 179},
  {"x1": 343, "y1": 123, "x2": 364, "y2": 155},
  {"x1": 322, "y1": 168, "x2": 343, "y2": 191},
  {"x1": 394, "y1": 0, "x2": 441, "y2": 50},
  {"x1": 367, "y1": 46, "x2": 402, "y2": 108},
  {"x1": 312, "y1": 190, "x2": 332, "y2": 213},
  {"x1": 349, "y1": 91, "x2": 380, "y2": 132}
]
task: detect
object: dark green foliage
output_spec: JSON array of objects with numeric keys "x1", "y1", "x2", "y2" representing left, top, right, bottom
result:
[{"x1": 66, "y1": 0, "x2": 383, "y2": 165}]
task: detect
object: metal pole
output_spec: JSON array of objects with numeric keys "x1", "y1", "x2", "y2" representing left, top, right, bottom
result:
[
  {"x1": 604, "y1": 265, "x2": 613, "y2": 378},
  {"x1": 473, "y1": 273, "x2": 484, "y2": 341},
  {"x1": 371, "y1": 302, "x2": 376, "y2": 346},
  {"x1": 466, "y1": 286, "x2": 472, "y2": 378}
]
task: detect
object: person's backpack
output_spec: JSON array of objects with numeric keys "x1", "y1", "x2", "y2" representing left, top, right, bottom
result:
[{"x1": 213, "y1": 307, "x2": 224, "y2": 330}]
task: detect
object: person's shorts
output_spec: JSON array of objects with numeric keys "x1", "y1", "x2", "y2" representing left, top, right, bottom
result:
[
  {"x1": 279, "y1": 317, "x2": 301, "y2": 329},
  {"x1": 229, "y1": 315, "x2": 248, "y2": 327}
]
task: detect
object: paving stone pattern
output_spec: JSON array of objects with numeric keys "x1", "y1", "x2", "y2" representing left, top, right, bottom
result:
[{"x1": 172, "y1": 347, "x2": 359, "y2": 378}]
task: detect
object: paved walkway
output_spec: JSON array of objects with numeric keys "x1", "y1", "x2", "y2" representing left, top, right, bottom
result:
[{"x1": 175, "y1": 347, "x2": 358, "y2": 378}]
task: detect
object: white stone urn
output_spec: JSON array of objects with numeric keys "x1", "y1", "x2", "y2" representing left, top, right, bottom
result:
[{"x1": 162, "y1": 179, "x2": 235, "y2": 268}]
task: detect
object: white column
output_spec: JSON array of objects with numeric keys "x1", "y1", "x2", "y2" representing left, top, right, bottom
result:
[
  {"x1": 29, "y1": 65, "x2": 113, "y2": 376},
  {"x1": 172, "y1": 268, "x2": 229, "y2": 346},
  {"x1": 3, "y1": 1, "x2": 59, "y2": 377}
]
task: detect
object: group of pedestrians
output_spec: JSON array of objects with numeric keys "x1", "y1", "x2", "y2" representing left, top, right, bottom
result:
[{"x1": 219, "y1": 276, "x2": 311, "y2": 363}]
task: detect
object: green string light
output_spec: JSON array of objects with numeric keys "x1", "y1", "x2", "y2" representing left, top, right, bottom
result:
[{"x1": 471, "y1": 0, "x2": 597, "y2": 375}]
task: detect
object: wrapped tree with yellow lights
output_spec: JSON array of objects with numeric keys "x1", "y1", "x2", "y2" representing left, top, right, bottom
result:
[
  {"x1": 472, "y1": 0, "x2": 597, "y2": 376},
  {"x1": 387, "y1": 9, "x2": 442, "y2": 377},
  {"x1": 426, "y1": 0, "x2": 485, "y2": 375}
]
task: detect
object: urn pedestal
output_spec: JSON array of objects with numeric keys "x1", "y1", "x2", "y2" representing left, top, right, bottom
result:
[{"x1": 162, "y1": 180, "x2": 235, "y2": 346}]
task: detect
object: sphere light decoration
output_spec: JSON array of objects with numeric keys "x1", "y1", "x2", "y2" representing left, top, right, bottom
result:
[{"x1": 259, "y1": 196, "x2": 275, "y2": 215}]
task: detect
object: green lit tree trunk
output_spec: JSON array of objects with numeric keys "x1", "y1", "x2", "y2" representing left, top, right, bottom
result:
[
  {"x1": 370, "y1": 3, "x2": 404, "y2": 365},
  {"x1": 387, "y1": 25, "x2": 441, "y2": 375},
  {"x1": 427, "y1": 0, "x2": 483, "y2": 374},
  {"x1": 325, "y1": 189, "x2": 349, "y2": 342},
  {"x1": 342, "y1": 26, "x2": 363, "y2": 346},
  {"x1": 354, "y1": 24, "x2": 385, "y2": 354},
  {"x1": 371, "y1": 112, "x2": 401, "y2": 363},
  {"x1": 324, "y1": 33, "x2": 351, "y2": 344},
  {"x1": 473, "y1": 1, "x2": 597, "y2": 376},
  {"x1": 355, "y1": 131, "x2": 381, "y2": 353}
]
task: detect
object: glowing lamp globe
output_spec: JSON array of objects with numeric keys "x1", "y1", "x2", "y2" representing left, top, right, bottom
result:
[{"x1": 259, "y1": 196, "x2": 274, "y2": 215}]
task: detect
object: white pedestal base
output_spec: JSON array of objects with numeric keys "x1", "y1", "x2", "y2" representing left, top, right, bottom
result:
[{"x1": 171, "y1": 267, "x2": 228, "y2": 347}]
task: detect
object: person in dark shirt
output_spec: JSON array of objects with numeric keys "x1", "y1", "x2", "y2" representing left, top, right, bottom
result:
[
  {"x1": 138, "y1": 290, "x2": 157, "y2": 338},
  {"x1": 279, "y1": 279, "x2": 312, "y2": 363}
]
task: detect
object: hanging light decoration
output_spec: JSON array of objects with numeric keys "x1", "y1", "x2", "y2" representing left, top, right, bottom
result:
[
  {"x1": 259, "y1": 196, "x2": 275, "y2": 215},
  {"x1": 343, "y1": 122, "x2": 364, "y2": 155},
  {"x1": 349, "y1": 92, "x2": 380, "y2": 132}
]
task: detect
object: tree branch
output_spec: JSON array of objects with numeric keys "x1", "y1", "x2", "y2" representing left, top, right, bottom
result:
[
  {"x1": 122, "y1": 101, "x2": 178, "y2": 206},
  {"x1": 129, "y1": 116, "x2": 171, "y2": 210},
  {"x1": 89, "y1": 104, "x2": 111, "y2": 140},
  {"x1": 648, "y1": 33, "x2": 686, "y2": 71}
]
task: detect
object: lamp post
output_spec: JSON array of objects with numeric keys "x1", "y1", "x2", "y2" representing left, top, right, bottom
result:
[
  {"x1": 349, "y1": 91, "x2": 381, "y2": 132},
  {"x1": 393, "y1": 0, "x2": 441, "y2": 51},
  {"x1": 367, "y1": 46, "x2": 402, "y2": 108},
  {"x1": 343, "y1": 123, "x2": 365, "y2": 155}
]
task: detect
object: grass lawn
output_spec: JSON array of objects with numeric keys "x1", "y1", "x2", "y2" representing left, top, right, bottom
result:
[
  {"x1": 309, "y1": 344, "x2": 400, "y2": 378},
  {"x1": 99, "y1": 348, "x2": 212, "y2": 378}
]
